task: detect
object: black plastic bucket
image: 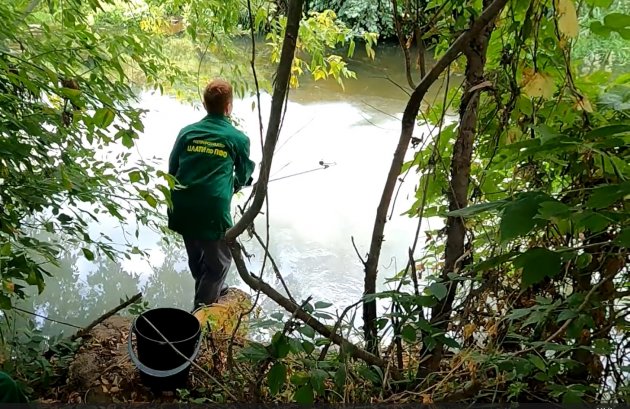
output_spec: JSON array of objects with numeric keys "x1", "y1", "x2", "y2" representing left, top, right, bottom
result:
[{"x1": 127, "y1": 308, "x2": 201, "y2": 391}]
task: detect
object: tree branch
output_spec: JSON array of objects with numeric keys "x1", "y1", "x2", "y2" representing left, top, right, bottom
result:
[
  {"x1": 231, "y1": 241, "x2": 398, "y2": 378},
  {"x1": 225, "y1": 0, "x2": 304, "y2": 242}
]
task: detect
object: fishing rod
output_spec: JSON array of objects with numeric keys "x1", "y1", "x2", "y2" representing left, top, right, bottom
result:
[{"x1": 241, "y1": 160, "x2": 336, "y2": 189}]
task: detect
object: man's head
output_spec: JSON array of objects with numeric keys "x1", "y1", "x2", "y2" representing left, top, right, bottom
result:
[{"x1": 202, "y1": 79, "x2": 233, "y2": 116}]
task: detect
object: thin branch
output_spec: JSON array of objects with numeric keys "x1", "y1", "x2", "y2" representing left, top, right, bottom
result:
[
  {"x1": 71, "y1": 293, "x2": 142, "y2": 341},
  {"x1": 391, "y1": 0, "x2": 417, "y2": 89},
  {"x1": 317, "y1": 300, "x2": 362, "y2": 361},
  {"x1": 352, "y1": 236, "x2": 367, "y2": 266}
]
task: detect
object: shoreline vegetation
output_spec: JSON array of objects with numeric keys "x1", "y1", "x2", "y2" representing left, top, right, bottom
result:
[{"x1": 1, "y1": 0, "x2": 629, "y2": 404}]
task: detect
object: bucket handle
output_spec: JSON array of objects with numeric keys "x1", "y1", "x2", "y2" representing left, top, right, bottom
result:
[{"x1": 127, "y1": 323, "x2": 202, "y2": 378}]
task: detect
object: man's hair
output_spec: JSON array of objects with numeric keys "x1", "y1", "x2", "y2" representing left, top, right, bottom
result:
[{"x1": 203, "y1": 79, "x2": 233, "y2": 115}]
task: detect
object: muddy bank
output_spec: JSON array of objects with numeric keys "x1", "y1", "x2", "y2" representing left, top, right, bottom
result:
[{"x1": 44, "y1": 288, "x2": 252, "y2": 403}]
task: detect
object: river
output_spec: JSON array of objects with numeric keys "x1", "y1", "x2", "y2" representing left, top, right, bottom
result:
[{"x1": 16, "y1": 43, "x2": 462, "y2": 341}]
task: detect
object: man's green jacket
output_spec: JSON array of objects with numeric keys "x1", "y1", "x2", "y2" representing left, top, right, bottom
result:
[{"x1": 167, "y1": 113, "x2": 255, "y2": 240}]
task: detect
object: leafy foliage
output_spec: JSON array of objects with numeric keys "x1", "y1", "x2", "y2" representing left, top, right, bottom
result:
[
  {"x1": 391, "y1": 0, "x2": 630, "y2": 403},
  {"x1": 0, "y1": 0, "x2": 177, "y2": 309}
]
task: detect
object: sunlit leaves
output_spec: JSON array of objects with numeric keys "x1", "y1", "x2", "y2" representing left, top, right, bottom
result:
[
  {"x1": 93, "y1": 107, "x2": 116, "y2": 128},
  {"x1": 267, "y1": 9, "x2": 377, "y2": 89},
  {"x1": 521, "y1": 68, "x2": 555, "y2": 99},
  {"x1": 555, "y1": 0, "x2": 579, "y2": 39}
]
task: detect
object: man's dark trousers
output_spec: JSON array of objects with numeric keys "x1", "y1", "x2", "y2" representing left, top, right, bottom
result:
[{"x1": 183, "y1": 238, "x2": 232, "y2": 309}]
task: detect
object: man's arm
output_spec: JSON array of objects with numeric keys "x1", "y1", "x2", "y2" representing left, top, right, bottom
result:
[
  {"x1": 168, "y1": 132, "x2": 182, "y2": 176},
  {"x1": 234, "y1": 133, "x2": 255, "y2": 192}
]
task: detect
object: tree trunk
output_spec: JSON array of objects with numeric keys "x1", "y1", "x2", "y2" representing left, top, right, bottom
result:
[
  {"x1": 362, "y1": 0, "x2": 508, "y2": 357},
  {"x1": 417, "y1": 0, "x2": 496, "y2": 378}
]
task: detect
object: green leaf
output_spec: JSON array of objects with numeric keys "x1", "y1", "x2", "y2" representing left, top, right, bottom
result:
[
  {"x1": 500, "y1": 193, "x2": 549, "y2": 243},
  {"x1": 401, "y1": 324, "x2": 417, "y2": 343},
  {"x1": 0, "y1": 242, "x2": 11, "y2": 257},
  {"x1": 586, "y1": 0, "x2": 613, "y2": 7},
  {"x1": 591, "y1": 339, "x2": 612, "y2": 354},
  {"x1": 535, "y1": 124, "x2": 559, "y2": 144},
  {"x1": 0, "y1": 294, "x2": 12, "y2": 310},
  {"x1": 314, "y1": 301, "x2": 333, "y2": 309},
  {"x1": 514, "y1": 248, "x2": 562, "y2": 287},
  {"x1": 93, "y1": 108, "x2": 116, "y2": 128},
  {"x1": 562, "y1": 390, "x2": 584, "y2": 404},
  {"x1": 302, "y1": 340, "x2": 315, "y2": 355},
  {"x1": 239, "y1": 342, "x2": 270, "y2": 362},
  {"x1": 586, "y1": 182, "x2": 630, "y2": 208},
  {"x1": 293, "y1": 384, "x2": 314, "y2": 404},
  {"x1": 270, "y1": 312, "x2": 284, "y2": 321},
  {"x1": 288, "y1": 338, "x2": 304, "y2": 354},
  {"x1": 290, "y1": 373, "x2": 310, "y2": 386},
  {"x1": 586, "y1": 124, "x2": 630, "y2": 138},
  {"x1": 82, "y1": 248, "x2": 95, "y2": 261},
  {"x1": 445, "y1": 200, "x2": 506, "y2": 217},
  {"x1": 310, "y1": 368, "x2": 327, "y2": 395},
  {"x1": 139, "y1": 191, "x2": 158, "y2": 208},
  {"x1": 427, "y1": 282, "x2": 448, "y2": 300},
  {"x1": 557, "y1": 309, "x2": 578, "y2": 322},
  {"x1": 576, "y1": 212, "x2": 611, "y2": 233},
  {"x1": 590, "y1": 21, "x2": 612, "y2": 37},
  {"x1": 615, "y1": 228, "x2": 630, "y2": 247},
  {"x1": 507, "y1": 308, "x2": 532, "y2": 320},
  {"x1": 334, "y1": 364, "x2": 346, "y2": 389},
  {"x1": 299, "y1": 324, "x2": 315, "y2": 339},
  {"x1": 576, "y1": 253, "x2": 593, "y2": 269},
  {"x1": 271, "y1": 333, "x2": 290, "y2": 359},
  {"x1": 537, "y1": 201, "x2": 571, "y2": 220},
  {"x1": 523, "y1": 310, "x2": 546, "y2": 328},
  {"x1": 129, "y1": 171, "x2": 142, "y2": 183},
  {"x1": 57, "y1": 213, "x2": 73, "y2": 223},
  {"x1": 529, "y1": 354, "x2": 546, "y2": 371},
  {"x1": 267, "y1": 362, "x2": 286, "y2": 395},
  {"x1": 441, "y1": 336, "x2": 460, "y2": 349},
  {"x1": 357, "y1": 365, "x2": 381, "y2": 384},
  {"x1": 472, "y1": 252, "x2": 518, "y2": 273},
  {"x1": 604, "y1": 13, "x2": 630, "y2": 30}
]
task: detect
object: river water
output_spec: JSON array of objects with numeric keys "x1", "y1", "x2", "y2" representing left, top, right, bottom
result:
[{"x1": 17, "y1": 43, "x2": 461, "y2": 339}]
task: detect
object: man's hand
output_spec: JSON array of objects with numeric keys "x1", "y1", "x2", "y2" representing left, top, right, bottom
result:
[{"x1": 234, "y1": 177, "x2": 255, "y2": 194}]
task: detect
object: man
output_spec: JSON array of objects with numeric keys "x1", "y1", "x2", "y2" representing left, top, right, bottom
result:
[{"x1": 167, "y1": 79, "x2": 255, "y2": 310}]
